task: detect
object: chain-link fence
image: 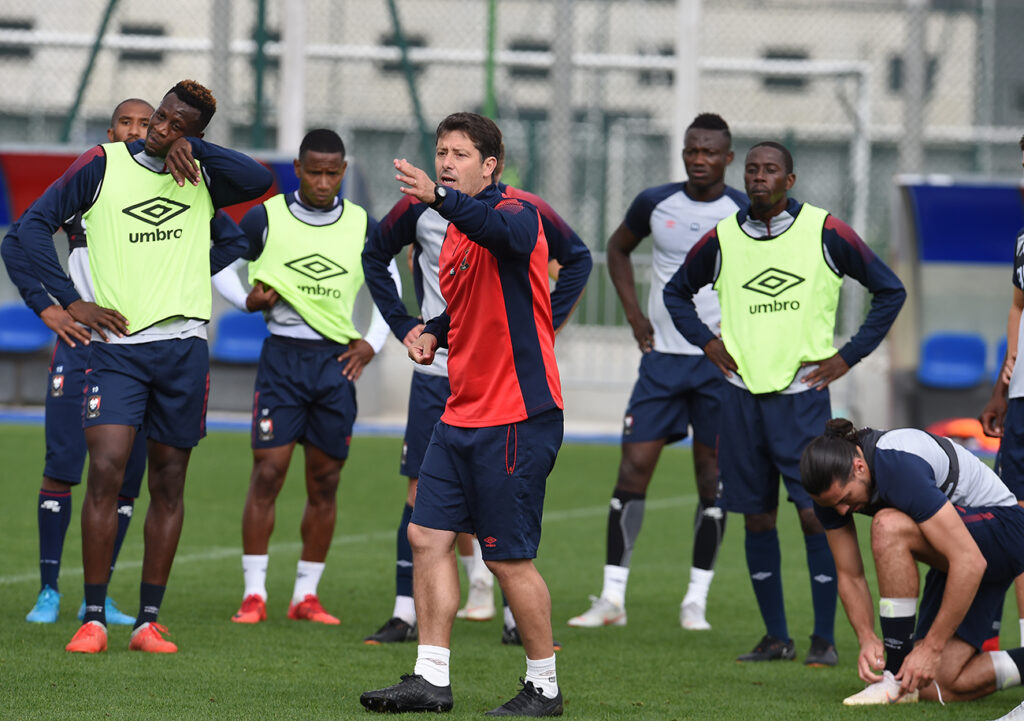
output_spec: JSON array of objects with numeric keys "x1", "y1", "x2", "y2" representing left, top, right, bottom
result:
[{"x1": 1, "y1": 0, "x2": 1023, "y2": 425}]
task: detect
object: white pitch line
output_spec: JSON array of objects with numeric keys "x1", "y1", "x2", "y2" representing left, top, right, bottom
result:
[{"x1": 0, "y1": 494, "x2": 694, "y2": 586}]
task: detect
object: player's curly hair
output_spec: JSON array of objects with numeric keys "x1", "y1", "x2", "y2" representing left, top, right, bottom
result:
[
  {"x1": 688, "y1": 113, "x2": 731, "y2": 141},
  {"x1": 167, "y1": 79, "x2": 217, "y2": 131},
  {"x1": 799, "y1": 418, "x2": 862, "y2": 495}
]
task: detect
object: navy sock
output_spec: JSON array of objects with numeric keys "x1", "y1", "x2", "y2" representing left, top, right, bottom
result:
[
  {"x1": 606, "y1": 489, "x2": 646, "y2": 566},
  {"x1": 109, "y1": 496, "x2": 135, "y2": 582},
  {"x1": 881, "y1": 614, "x2": 916, "y2": 674},
  {"x1": 1007, "y1": 648, "x2": 1024, "y2": 677},
  {"x1": 395, "y1": 503, "x2": 413, "y2": 597},
  {"x1": 745, "y1": 527, "x2": 788, "y2": 642},
  {"x1": 692, "y1": 496, "x2": 726, "y2": 571},
  {"x1": 38, "y1": 489, "x2": 72, "y2": 592},
  {"x1": 804, "y1": 532, "x2": 837, "y2": 644},
  {"x1": 83, "y1": 583, "x2": 107, "y2": 625},
  {"x1": 135, "y1": 583, "x2": 166, "y2": 628}
]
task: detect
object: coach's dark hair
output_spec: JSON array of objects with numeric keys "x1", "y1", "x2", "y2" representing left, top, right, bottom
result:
[
  {"x1": 299, "y1": 128, "x2": 345, "y2": 159},
  {"x1": 799, "y1": 418, "x2": 861, "y2": 496},
  {"x1": 436, "y1": 112, "x2": 502, "y2": 165},
  {"x1": 750, "y1": 140, "x2": 794, "y2": 174},
  {"x1": 166, "y1": 79, "x2": 217, "y2": 131},
  {"x1": 688, "y1": 113, "x2": 731, "y2": 142}
]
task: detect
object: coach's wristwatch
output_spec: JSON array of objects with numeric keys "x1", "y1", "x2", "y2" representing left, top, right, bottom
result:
[{"x1": 430, "y1": 184, "x2": 448, "y2": 209}]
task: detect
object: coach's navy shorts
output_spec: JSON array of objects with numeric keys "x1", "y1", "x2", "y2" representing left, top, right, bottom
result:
[
  {"x1": 621, "y1": 351, "x2": 723, "y2": 446},
  {"x1": 915, "y1": 504, "x2": 1024, "y2": 649},
  {"x1": 83, "y1": 337, "x2": 209, "y2": 449},
  {"x1": 44, "y1": 340, "x2": 147, "y2": 494},
  {"x1": 251, "y1": 335, "x2": 357, "y2": 460},
  {"x1": 996, "y1": 398, "x2": 1024, "y2": 499},
  {"x1": 717, "y1": 383, "x2": 831, "y2": 514},
  {"x1": 401, "y1": 371, "x2": 450, "y2": 478},
  {"x1": 412, "y1": 408, "x2": 564, "y2": 561}
]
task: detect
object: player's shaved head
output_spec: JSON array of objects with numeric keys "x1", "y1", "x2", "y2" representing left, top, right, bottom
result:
[{"x1": 110, "y1": 98, "x2": 153, "y2": 128}]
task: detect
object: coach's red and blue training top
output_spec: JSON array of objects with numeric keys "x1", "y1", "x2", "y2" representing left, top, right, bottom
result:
[{"x1": 423, "y1": 183, "x2": 563, "y2": 428}]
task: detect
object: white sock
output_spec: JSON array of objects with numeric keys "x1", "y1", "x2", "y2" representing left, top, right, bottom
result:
[
  {"x1": 601, "y1": 565, "x2": 629, "y2": 607},
  {"x1": 991, "y1": 650, "x2": 1023, "y2": 689},
  {"x1": 879, "y1": 597, "x2": 918, "y2": 618},
  {"x1": 525, "y1": 655, "x2": 558, "y2": 698},
  {"x1": 292, "y1": 560, "x2": 325, "y2": 603},
  {"x1": 504, "y1": 605, "x2": 516, "y2": 629},
  {"x1": 414, "y1": 644, "x2": 451, "y2": 687},
  {"x1": 242, "y1": 554, "x2": 268, "y2": 600},
  {"x1": 683, "y1": 567, "x2": 714, "y2": 607},
  {"x1": 458, "y1": 553, "x2": 475, "y2": 579},
  {"x1": 393, "y1": 595, "x2": 416, "y2": 626},
  {"x1": 468, "y1": 538, "x2": 493, "y2": 587},
  {"x1": 1019, "y1": 618, "x2": 1024, "y2": 647}
]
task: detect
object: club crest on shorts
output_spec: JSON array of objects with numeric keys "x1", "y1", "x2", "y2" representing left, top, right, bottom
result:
[
  {"x1": 86, "y1": 394, "x2": 101, "y2": 419},
  {"x1": 623, "y1": 414, "x2": 634, "y2": 436},
  {"x1": 258, "y1": 417, "x2": 274, "y2": 441},
  {"x1": 50, "y1": 374, "x2": 64, "y2": 397}
]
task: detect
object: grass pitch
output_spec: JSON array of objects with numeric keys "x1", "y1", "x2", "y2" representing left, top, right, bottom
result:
[{"x1": 1, "y1": 424, "x2": 1021, "y2": 720}]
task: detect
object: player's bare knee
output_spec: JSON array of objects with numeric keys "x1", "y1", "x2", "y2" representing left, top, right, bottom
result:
[
  {"x1": 744, "y1": 512, "x2": 775, "y2": 533},
  {"x1": 870, "y1": 508, "x2": 915, "y2": 551}
]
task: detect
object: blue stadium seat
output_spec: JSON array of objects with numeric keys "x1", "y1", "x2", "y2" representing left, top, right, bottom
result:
[
  {"x1": 994, "y1": 336, "x2": 1008, "y2": 384},
  {"x1": 917, "y1": 332, "x2": 988, "y2": 389},
  {"x1": 210, "y1": 310, "x2": 269, "y2": 364},
  {"x1": 0, "y1": 303, "x2": 53, "y2": 353}
]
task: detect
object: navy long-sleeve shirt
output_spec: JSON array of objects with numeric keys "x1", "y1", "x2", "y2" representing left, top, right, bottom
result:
[
  {"x1": 17, "y1": 137, "x2": 271, "y2": 308},
  {"x1": 664, "y1": 198, "x2": 906, "y2": 371}
]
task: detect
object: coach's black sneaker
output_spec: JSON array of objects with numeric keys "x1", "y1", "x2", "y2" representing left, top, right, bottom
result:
[
  {"x1": 363, "y1": 617, "x2": 417, "y2": 645},
  {"x1": 735, "y1": 634, "x2": 796, "y2": 662},
  {"x1": 804, "y1": 634, "x2": 838, "y2": 667},
  {"x1": 501, "y1": 624, "x2": 562, "y2": 652},
  {"x1": 360, "y1": 674, "x2": 453, "y2": 713},
  {"x1": 486, "y1": 679, "x2": 563, "y2": 717}
]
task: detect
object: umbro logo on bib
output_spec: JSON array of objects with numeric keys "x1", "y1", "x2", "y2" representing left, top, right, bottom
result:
[
  {"x1": 742, "y1": 267, "x2": 804, "y2": 298},
  {"x1": 122, "y1": 197, "x2": 190, "y2": 226},
  {"x1": 285, "y1": 253, "x2": 347, "y2": 281}
]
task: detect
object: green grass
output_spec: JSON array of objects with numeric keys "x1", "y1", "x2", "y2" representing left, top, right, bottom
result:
[{"x1": 1, "y1": 424, "x2": 1021, "y2": 719}]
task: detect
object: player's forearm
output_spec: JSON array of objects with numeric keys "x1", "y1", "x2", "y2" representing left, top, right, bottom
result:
[
  {"x1": 606, "y1": 250, "x2": 645, "y2": 323},
  {"x1": 549, "y1": 250, "x2": 592, "y2": 329},
  {"x1": 1, "y1": 230, "x2": 53, "y2": 315},
  {"x1": 838, "y1": 573, "x2": 877, "y2": 644}
]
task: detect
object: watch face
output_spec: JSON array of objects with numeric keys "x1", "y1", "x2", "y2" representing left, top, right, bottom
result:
[{"x1": 436, "y1": 185, "x2": 448, "y2": 198}]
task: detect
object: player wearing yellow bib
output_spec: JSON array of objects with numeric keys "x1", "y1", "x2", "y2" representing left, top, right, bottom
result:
[
  {"x1": 19, "y1": 80, "x2": 273, "y2": 655},
  {"x1": 664, "y1": 141, "x2": 906, "y2": 665},
  {"x1": 213, "y1": 129, "x2": 396, "y2": 626}
]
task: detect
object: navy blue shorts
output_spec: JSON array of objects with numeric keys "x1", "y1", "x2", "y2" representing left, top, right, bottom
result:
[
  {"x1": 996, "y1": 398, "x2": 1024, "y2": 499},
  {"x1": 412, "y1": 408, "x2": 564, "y2": 561},
  {"x1": 915, "y1": 504, "x2": 1024, "y2": 649},
  {"x1": 43, "y1": 340, "x2": 147, "y2": 494},
  {"x1": 251, "y1": 335, "x2": 357, "y2": 460},
  {"x1": 401, "y1": 371, "x2": 450, "y2": 478},
  {"x1": 717, "y1": 383, "x2": 831, "y2": 514},
  {"x1": 622, "y1": 351, "x2": 723, "y2": 446},
  {"x1": 84, "y1": 337, "x2": 209, "y2": 449}
]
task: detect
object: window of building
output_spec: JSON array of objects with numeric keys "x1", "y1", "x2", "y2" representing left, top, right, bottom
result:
[
  {"x1": 887, "y1": 54, "x2": 938, "y2": 96},
  {"x1": 378, "y1": 32, "x2": 426, "y2": 75},
  {"x1": 0, "y1": 19, "x2": 33, "y2": 59},
  {"x1": 508, "y1": 38, "x2": 551, "y2": 80},
  {"x1": 637, "y1": 45, "x2": 673, "y2": 87},
  {"x1": 119, "y1": 24, "x2": 166, "y2": 64},
  {"x1": 762, "y1": 48, "x2": 810, "y2": 91}
]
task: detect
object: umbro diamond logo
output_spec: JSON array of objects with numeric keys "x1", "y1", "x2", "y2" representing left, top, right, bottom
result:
[
  {"x1": 742, "y1": 268, "x2": 805, "y2": 298},
  {"x1": 285, "y1": 253, "x2": 348, "y2": 281},
  {"x1": 122, "y1": 197, "x2": 190, "y2": 226},
  {"x1": 750, "y1": 572, "x2": 773, "y2": 581},
  {"x1": 813, "y1": 574, "x2": 834, "y2": 584}
]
